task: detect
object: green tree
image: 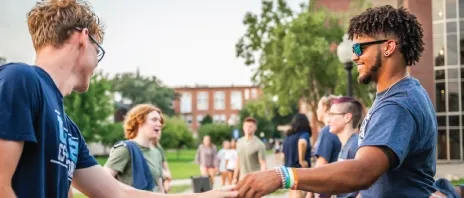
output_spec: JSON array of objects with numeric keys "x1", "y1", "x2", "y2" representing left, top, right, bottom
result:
[
  {"x1": 111, "y1": 71, "x2": 178, "y2": 116},
  {"x1": 236, "y1": 0, "x2": 374, "y2": 119},
  {"x1": 237, "y1": 95, "x2": 297, "y2": 139},
  {"x1": 99, "y1": 123, "x2": 124, "y2": 147},
  {"x1": 64, "y1": 71, "x2": 115, "y2": 143},
  {"x1": 160, "y1": 116, "x2": 195, "y2": 149},
  {"x1": 198, "y1": 123, "x2": 233, "y2": 146},
  {"x1": 200, "y1": 114, "x2": 213, "y2": 125}
]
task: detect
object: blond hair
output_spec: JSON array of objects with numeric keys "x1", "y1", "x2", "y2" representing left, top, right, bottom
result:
[
  {"x1": 27, "y1": 0, "x2": 105, "y2": 51},
  {"x1": 124, "y1": 104, "x2": 164, "y2": 140}
]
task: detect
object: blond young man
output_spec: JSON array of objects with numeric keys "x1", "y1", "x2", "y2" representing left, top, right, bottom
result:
[{"x1": 0, "y1": 1, "x2": 236, "y2": 198}]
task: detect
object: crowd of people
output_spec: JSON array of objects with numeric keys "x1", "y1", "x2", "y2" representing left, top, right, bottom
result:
[{"x1": 1, "y1": 0, "x2": 464, "y2": 198}]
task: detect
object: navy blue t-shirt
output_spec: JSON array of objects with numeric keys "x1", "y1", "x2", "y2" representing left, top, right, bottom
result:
[
  {"x1": 358, "y1": 77, "x2": 437, "y2": 197},
  {"x1": 0, "y1": 63, "x2": 98, "y2": 198},
  {"x1": 314, "y1": 126, "x2": 341, "y2": 163},
  {"x1": 336, "y1": 134, "x2": 359, "y2": 198},
  {"x1": 283, "y1": 131, "x2": 311, "y2": 168}
]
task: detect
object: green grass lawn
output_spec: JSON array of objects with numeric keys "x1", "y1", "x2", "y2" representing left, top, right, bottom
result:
[
  {"x1": 165, "y1": 149, "x2": 201, "y2": 180},
  {"x1": 452, "y1": 178, "x2": 464, "y2": 186}
]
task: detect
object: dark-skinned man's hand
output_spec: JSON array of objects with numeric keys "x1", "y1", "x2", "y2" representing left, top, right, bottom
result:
[{"x1": 234, "y1": 170, "x2": 282, "y2": 198}]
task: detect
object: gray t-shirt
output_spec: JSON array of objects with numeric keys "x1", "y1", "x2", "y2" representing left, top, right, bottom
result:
[
  {"x1": 236, "y1": 136, "x2": 266, "y2": 179},
  {"x1": 358, "y1": 77, "x2": 437, "y2": 197}
]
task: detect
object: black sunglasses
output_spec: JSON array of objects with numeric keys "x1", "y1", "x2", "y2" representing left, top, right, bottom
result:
[
  {"x1": 352, "y1": 40, "x2": 388, "y2": 57},
  {"x1": 75, "y1": 27, "x2": 105, "y2": 62}
]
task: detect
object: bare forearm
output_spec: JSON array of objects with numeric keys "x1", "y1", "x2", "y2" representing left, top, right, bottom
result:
[
  {"x1": 120, "y1": 183, "x2": 200, "y2": 198},
  {"x1": 260, "y1": 161, "x2": 267, "y2": 171},
  {"x1": 298, "y1": 145, "x2": 306, "y2": 163},
  {"x1": 296, "y1": 160, "x2": 373, "y2": 194},
  {"x1": 0, "y1": 185, "x2": 16, "y2": 198}
]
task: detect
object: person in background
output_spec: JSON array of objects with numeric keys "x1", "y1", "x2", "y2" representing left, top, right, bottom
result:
[
  {"x1": 104, "y1": 104, "x2": 165, "y2": 193},
  {"x1": 274, "y1": 140, "x2": 283, "y2": 162},
  {"x1": 217, "y1": 140, "x2": 231, "y2": 186},
  {"x1": 327, "y1": 97, "x2": 364, "y2": 198},
  {"x1": 307, "y1": 95, "x2": 340, "y2": 198},
  {"x1": 283, "y1": 113, "x2": 312, "y2": 198},
  {"x1": 232, "y1": 117, "x2": 267, "y2": 184},
  {"x1": 195, "y1": 135, "x2": 218, "y2": 186},
  {"x1": 313, "y1": 95, "x2": 341, "y2": 167},
  {"x1": 152, "y1": 137, "x2": 172, "y2": 193},
  {"x1": 225, "y1": 139, "x2": 238, "y2": 185}
]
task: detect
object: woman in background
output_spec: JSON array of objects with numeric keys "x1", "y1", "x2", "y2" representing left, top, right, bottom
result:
[
  {"x1": 216, "y1": 140, "x2": 231, "y2": 186},
  {"x1": 283, "y1": 113, "x2": 312, "y2": 198},
  {"x1": 195, "y1": 135, "x2": 218, "y2": 186},
  {"x1": 225, "y1": 139, "x2": 238, "y2": 185}
]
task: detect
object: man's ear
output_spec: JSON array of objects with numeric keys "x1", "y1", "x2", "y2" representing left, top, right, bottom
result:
[{"x1": 344, "y1": 113, "x2": 353, "y2": 124}]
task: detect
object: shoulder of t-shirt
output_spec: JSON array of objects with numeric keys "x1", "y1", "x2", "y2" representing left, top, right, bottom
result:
[
  {"x1": 370, "y1": 100, "x2": 411, "y2": 119},
  {"x1": 298, "y1": 132, "x2": 310, "y2": 139},
  {"x1": 350, "y1": 134, "x2": 359, "y2": 148},
  {"x1": 0, "y1": 63, "x2": 40, "y2": 84}
]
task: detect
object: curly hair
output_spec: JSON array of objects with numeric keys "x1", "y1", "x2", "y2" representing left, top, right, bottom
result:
[
  {"x1": 124, "y1": 104, "x2": 164, "y2": 140},
  {"x1": 347, "y1": 5, "x2": 424, "y2": 66},
  {"x1": 27, "y1": 0, "x2": 105, "y2": 51}
]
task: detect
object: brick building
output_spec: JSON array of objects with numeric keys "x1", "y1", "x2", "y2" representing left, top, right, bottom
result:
[
  {"x1": 305, "y1": 0, "x2": 463, "y2": 162},
  {"x1": 173, "y1": 85, "x2": 262, "y2": 132}
]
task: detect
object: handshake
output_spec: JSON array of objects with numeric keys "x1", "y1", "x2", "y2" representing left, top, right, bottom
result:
[{"x1": 201, "y1": 167, "x2": 297, "y2": 198}]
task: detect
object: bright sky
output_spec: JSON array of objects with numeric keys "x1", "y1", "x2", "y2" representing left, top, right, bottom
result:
[{"x1": 0, "y1": 0, "x2": 303, "y2": 87}]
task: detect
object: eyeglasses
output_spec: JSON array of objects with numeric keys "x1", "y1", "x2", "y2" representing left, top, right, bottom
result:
[
  {"x1": 75, "y1": 27, "x2": 105, "y2": 62},
  {"x1": 352, "y1": 40, "x2": 388, "y2": 57}
]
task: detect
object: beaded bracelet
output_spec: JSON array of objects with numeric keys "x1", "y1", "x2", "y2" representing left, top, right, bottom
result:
[
  {"x1": 275, "y1": 167, "x2": 285, "y2": 189},
  {"x1": 276, "y1": 166, "x2": 298, "y2": 189}
]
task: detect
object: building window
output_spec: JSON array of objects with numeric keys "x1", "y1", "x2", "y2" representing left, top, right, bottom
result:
[
  {"x1": 180, "y1": 92, "x2": 192, "y2": 113},
  {"x1": 213, "y1": 114, "x2": 226, "y2": 123},
  {"x1": 228, "y1": 114, "x2": 239, "y2": 125},
  {"x1": 230, "y1": 91, "x2": 242, "y2": 110},
  {"x1": 197, "y1": 91, "x2": 209, "y2": 111},
  {"x1": 214, "y1": 91, "x2": 225, "y2": 110},
  {"x1": 244, "y1": 89, "x2": 250, "y2": 100},
  {"x1": 433, "y1": 0, "x2": 464, "y2": 161},
  {"x1": 184, "y1": 115, "x2": 193, "y2": 125},
  {"x1": 251, "y1": 88, "x2": 258, "y2": 99},
  {"x1": 197, "y1": 114, "x2": 204, "y2": 125},
  {"x1": 437, "y1": 129, "x2": 447, "y2": 160},
  {"x1": 450, "y1": 129, "x2": 461, "y2": 160},
  {"x1": 448, "y1": 81, "x2": 460, "y2": 112},
  {"x1": 436, "y1": 82, "x2": 446, "y2": 112}
]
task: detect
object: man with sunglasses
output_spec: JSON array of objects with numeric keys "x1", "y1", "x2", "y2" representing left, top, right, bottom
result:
[
  {"x1": 0, "y1": 1, "x2": 236, "y2": 198},
  {"x1": 234, "y1": 5, "x2": 439, "y2": 198}
]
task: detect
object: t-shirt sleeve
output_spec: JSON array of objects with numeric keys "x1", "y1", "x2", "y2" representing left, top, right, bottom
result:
[
  {"x1": 104, "y1": 146, "x2": 130, "y2": 173},
  {"x1": 0, "y1": 64, "x2": 39, "y2": 142},
  {"x1": 314, "y1": 128, "x2": 334, "y2": 161},
  {"x1": 298, "y1": 132, "x2": 310, "y2": 142},
  {"x1": 76, "y1": 133, "x2": 98, "y2": 169},
  {"x1": 359, "y1": 104, "x2": 415, "y2": 170}
]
